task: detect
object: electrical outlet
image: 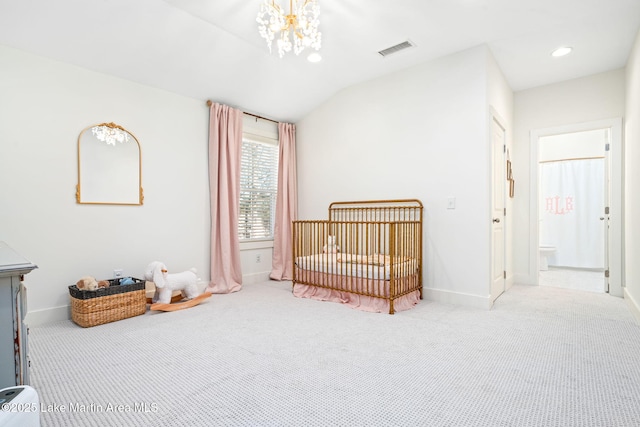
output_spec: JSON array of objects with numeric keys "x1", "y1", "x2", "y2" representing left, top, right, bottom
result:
[
  {"x1": 256, "y1": 254, "x2": 261, "y2": 263},
  {"x1": 113, "y1": 269, "x2": 123, "y2": 278}
]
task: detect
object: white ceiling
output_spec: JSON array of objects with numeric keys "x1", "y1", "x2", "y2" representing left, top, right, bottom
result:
[{"x1": 1, "y1": 0, "x2": 639, "y2": 122}]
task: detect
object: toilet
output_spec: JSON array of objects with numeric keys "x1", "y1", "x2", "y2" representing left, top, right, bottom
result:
[{"x1": 539, "y1": 245, "x2": 556, "y2": 271}]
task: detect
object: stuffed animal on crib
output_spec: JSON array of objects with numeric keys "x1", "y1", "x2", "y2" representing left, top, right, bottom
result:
[
  {"x1": 144, "y1": 261, "x2": 200, "y2": 304},
  {"x1": 323, "y1": 235, "x2": 340, "y2": 254},
  {"x1": 76, "y1": 276, "x2": 110, "y2": 291}
]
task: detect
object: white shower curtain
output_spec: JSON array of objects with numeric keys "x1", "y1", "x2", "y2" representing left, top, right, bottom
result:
[{"x1": 539, "y1": 158, "x2": 605, "y2": 269}]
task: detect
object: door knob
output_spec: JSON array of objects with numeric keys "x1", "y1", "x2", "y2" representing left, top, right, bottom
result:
[
  {"x1": 493, "y1": 218, "x2": 500, "y2": 223},
  {"x1": 600, "y1": 217, "x2": 605, "y2": 220}
]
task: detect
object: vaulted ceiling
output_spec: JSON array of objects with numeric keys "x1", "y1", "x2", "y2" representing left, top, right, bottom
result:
[{"x1": 1, "y1": 0, "x2": 639, "y2": 122}]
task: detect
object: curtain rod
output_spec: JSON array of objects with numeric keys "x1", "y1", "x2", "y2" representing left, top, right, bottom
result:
[
  {"x1": 539, "y1": 156, "x2": 605, "y2": 164},
  {"x1": 243, "y1": 111, "x2": 279, "y2": 124},
  {"x1": 206, "y1": 100, "x2": 278, "y2": 124}
]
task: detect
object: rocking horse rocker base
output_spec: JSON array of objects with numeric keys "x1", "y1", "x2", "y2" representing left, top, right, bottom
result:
[{"x1": 149, "y1": 292, "x2": 212, "y2": 312}]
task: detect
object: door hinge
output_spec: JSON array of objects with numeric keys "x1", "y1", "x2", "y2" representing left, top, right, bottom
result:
[
  {"x1": 504, "y1": 208, "x2": 506, "y2": 216},
  {"x1": 605, "y1": 270, "x2": 610, "y2": 278},
  {"x1": 503, "y1": 144, "x2": 506, "y2": 153},
  {"x1": 503, "y1": 271, "x2": 506, "y2": 279},
  {"x1": 605, "y1": 143, "x2": 610, "y2": 151},
  {"x1": 605, "y1": 206, "x2": 610, "y2": 215}
]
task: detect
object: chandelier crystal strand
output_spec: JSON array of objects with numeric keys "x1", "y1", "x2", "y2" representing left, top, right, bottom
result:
[
  {"x1": 257, "y1": 0, "x2": 321, "y2": 58},
  {"x1": 91, "y1": 124, "x2": 130, "y2": 146}
]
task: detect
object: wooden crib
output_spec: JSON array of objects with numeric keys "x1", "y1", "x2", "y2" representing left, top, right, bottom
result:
[{"x1": 292, "y1": 199, "x2": 423, "y2": 314}]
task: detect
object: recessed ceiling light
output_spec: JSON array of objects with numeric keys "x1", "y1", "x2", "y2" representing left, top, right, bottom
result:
[
  {"x1": 307, "y1": 52, "x2": 322, "y2": 63},
  {"x1": 551, "y1": 47, "x2": 573, "y2": 57}
]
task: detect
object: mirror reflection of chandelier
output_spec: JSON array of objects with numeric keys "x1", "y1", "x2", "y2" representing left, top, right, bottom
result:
[
  {"x1": 257, "y1": 0, "x2": 321, "y2": 58},
  {"x1": 91, "y1": 123, "x2": 130, "y2": 146}
]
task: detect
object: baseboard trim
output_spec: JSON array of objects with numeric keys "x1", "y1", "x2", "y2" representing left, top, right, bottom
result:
[
  {"x1": 25, "y1": 276, "x2": 267, "y2": 326},
  {"x1": 243, "y1": 272, "x2": 271, "y2": 286},
  {"x1": 423, "y1": 287, "x2": 491, "y2": 310},
  {"x1": 26, "y1": 277, "x2": 502, "y2": 323},
  {"x1": 624, "y1": 287, "x2": 640, "y2": 324},
  {"x1": 25, "y1": 305, "x2": 70, "y2": 327}
]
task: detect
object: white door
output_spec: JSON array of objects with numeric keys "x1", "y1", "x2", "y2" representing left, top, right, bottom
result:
[
  {"x1": 603, "y1": 129, "x2": 611, "y2": 292},
  {"x1": 491, "y1": 117, "x2": 506, "y2": 303}
]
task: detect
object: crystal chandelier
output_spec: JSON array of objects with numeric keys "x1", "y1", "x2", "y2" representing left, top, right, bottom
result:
[
  {"x1": 91, "y1": 123, "x2": 130, "y2": 146},
  {"x1": 257, "y1": 0, "x2": 321, "y2": 58}
]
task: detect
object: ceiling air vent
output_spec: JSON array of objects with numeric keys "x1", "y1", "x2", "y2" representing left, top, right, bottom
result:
[{"x1": 378, "y1": 40, "x2": 415, "y2": 57}]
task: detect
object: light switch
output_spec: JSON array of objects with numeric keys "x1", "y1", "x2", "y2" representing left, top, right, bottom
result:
[{"x1": 447, "y1": 197, "x2": 456, "y2": 209}]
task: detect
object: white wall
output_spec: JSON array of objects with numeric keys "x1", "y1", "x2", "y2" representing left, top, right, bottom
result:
[
  {"x1": 0, "y1": 45, "x2": 270, "y2": 323},
  {"x1": 625, "y1": 29, "x2": 640, "y2": 321},
  {"x1": 296, "y1": 45, "x2": 513, "y2": 308},
  {"x1": 512, "y1": 69, "x2": 626, "y2": 285}
]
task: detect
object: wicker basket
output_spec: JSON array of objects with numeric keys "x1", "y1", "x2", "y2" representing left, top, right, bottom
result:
[{"x1": 69, "y1": 278, "x2": 146, "y2": 327}]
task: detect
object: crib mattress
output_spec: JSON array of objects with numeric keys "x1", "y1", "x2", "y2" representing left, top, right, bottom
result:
[{"x1": 295, "y1": 253, "x2": 417, "y2": 280}]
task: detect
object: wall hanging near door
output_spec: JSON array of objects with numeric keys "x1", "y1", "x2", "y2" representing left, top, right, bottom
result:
[{"x1": 507, "y1": 150, "x2": 514, "y2": 198}]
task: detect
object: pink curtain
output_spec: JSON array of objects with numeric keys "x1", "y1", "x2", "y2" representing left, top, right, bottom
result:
[
  {"x1": 206, "y1": 102, "x2": 243, "y2": 293},
  {"x1": 270, "y1": 123, "x2": 298, "y2": 280}
]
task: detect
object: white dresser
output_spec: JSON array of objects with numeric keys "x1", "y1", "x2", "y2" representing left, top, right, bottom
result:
[{"x1": 0, "y1": 242, "x2": 37, "y2": 388}]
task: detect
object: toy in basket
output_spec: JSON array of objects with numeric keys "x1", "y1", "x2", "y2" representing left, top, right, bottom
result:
[
  {"x1": 144, "y1": 261, "x2": 211, "y2": 312},
  {"x1": 69, "y1": 276, "x2": 146, "y2": 327}
]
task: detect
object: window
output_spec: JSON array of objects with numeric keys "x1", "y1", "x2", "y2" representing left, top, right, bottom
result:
[{"x1": 239, "y1": 117, "x2": 279, "y2": 241}]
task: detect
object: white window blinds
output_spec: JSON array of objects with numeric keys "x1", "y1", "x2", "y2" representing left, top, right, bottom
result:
[{"x1": 239, "y1": 115, "x2": 279, "y2": 241}]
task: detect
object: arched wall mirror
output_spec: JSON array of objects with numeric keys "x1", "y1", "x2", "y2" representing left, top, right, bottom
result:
[{"x1": 76, "y1": 122, "x2": 143, "y2": 205}]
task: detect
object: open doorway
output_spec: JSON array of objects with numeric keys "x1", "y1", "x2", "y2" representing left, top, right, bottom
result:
[
  {"x1": 538, "y1": 129, "x2": 607, "y2": 293},
  {"x1": 529, "y1": 118, "x2": 623, "y2": 297}
]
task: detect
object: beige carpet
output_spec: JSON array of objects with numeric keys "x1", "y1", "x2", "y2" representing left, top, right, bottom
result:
[{"x1": 29, "y1": 282, "x2": 640, "y2": 426}]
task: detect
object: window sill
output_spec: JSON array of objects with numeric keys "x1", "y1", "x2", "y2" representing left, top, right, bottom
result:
[{"x1": 240, "y1": 240, "x2": 274, "y2": 251}]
